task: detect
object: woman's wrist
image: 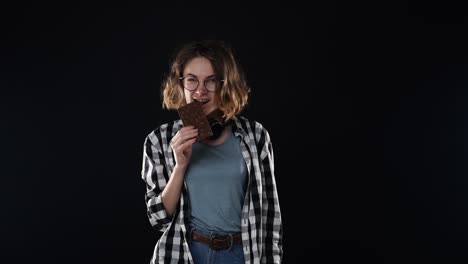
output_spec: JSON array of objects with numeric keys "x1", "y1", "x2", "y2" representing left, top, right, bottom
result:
[{"x1": 173, "y1": 163, "x2": 188, "y2": 175}]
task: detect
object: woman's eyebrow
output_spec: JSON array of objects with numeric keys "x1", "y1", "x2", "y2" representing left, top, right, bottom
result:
[{"x1": 186, "y1": 73, "x2": 216, "y2": 78}]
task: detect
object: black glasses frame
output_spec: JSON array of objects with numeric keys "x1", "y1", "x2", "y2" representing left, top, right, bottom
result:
[{"x1": 179, "y1": 76, "x2": 225, "y2": 93}]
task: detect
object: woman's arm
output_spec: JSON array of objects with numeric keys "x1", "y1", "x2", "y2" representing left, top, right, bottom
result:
[
  {"x1": 141, "y1": 132, "x2": 172, "y2": 232},
  {"x1": 259, "y1": 127, "x2": 283, "y2": 263}
]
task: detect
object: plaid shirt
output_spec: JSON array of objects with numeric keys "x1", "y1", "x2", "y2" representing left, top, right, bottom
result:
[{"x1": 141, "y1": 116, "x2": 283, "y2": 264}]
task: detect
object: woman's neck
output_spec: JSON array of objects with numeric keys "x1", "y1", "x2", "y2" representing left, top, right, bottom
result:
[{"x1": 201, "y1": 124, "x2": 231, "y2": 146}]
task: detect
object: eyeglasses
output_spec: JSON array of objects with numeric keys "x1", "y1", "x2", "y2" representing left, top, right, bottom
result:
[{"x1": 179, "y1": 76, "x2": 224, "y2": 93}]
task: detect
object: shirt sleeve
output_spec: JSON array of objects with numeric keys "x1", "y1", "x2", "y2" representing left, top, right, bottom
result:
[
  {"x1": 141, "y1": 132, "x2": 172, "y2": 232},
  {"x1": 259, "y1": 128, "x2": 283, "y2": 263}
]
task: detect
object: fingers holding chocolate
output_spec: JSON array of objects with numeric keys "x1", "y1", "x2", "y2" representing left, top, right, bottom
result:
[
  {"x1": 170, "y1": 126, "x2": 199, "y2": 167},
  {"x1": 171, "y1": 126, "x2": 197, "y2": 146}
]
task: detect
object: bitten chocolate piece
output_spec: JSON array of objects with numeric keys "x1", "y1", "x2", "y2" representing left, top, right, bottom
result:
[{"x1": 177, "y1": 101, "x2": 213, "y2": 141}]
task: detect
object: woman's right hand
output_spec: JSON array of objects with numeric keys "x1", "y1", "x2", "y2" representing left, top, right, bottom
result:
[{"x1": 170, "y1": 126, "x2": 198, "y2": 169}]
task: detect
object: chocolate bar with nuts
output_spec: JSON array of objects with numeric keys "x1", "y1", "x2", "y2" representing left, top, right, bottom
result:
[{"x1": 177, "y1": 101, "x2": 213, "y2": 141}]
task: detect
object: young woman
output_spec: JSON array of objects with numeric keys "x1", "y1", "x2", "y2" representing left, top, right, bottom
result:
[{"x1": 141, "y1": 39, "x2": 282, "y2": 264}]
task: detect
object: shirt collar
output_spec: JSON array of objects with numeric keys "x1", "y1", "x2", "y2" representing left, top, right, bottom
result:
[{"x1": 231, "y1": 116, "x2": 247, "y2": 139}]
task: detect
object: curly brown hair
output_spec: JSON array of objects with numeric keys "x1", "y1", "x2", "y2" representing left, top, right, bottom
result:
[{"x1": 161, "y1": 40, "x2": 250, "y2": 121}]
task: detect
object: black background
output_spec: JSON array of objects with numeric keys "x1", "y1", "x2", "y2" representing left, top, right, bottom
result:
[{"x1": 3, "y1": 2, "x2": 468, "y2": 263}]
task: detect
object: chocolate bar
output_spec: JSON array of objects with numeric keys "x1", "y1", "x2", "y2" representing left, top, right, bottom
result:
[{"x1": 177, "y1": 101, "x2": 213, "y2": 141}]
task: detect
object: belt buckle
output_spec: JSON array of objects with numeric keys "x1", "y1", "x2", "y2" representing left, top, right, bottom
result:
[{"x1": 209, "y1": 235, "x2": 230, "y2": 250}]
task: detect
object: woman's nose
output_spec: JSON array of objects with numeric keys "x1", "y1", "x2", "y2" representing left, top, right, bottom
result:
[{"x1": 194, "y1": 84, "x2": 208, "y2": 95}]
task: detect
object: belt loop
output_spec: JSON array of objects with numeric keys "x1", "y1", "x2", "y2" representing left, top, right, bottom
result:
[
  {"x1": 227, "y1": 233, "x2": 233, "y2": 251},
  {"x1": 208, "y1": 231, "x2": 214, "y2": 249}
]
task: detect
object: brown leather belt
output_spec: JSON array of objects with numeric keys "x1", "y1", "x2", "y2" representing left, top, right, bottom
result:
[{"x1": 191, "y1": 231, "x2": 242, "y2": 250}]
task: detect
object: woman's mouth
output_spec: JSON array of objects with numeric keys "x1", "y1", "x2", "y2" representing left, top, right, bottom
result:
[{"x1": 193, "y1": 98, "x2": 209, "y2": 105}]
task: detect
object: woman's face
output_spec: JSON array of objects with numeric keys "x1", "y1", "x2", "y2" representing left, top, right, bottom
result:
[{"x1": 182, "y1": 57, "x2": 219, "y2": 115}]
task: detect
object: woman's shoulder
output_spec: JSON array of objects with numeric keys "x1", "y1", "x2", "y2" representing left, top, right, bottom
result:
[
  {"x1": 144, "y1": 119, "x2": 183, "y2": 143},
  {"x1": 233, "y1": 116, "x2": 270, "y2": 134}
]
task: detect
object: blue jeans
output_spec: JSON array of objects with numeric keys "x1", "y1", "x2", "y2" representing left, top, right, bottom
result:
[{"x1": 189, "y1": 227, "x2": 245, "y2": 264}]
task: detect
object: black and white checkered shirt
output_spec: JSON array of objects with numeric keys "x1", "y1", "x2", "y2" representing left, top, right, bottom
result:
[{"x1": 141, "y1": 116, "x2": 282, "y2": 264}]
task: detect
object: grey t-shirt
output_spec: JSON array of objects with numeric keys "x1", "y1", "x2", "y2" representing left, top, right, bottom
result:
[{"x1": 185, "y1": 130, "x2": 248, "y2": 233}]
